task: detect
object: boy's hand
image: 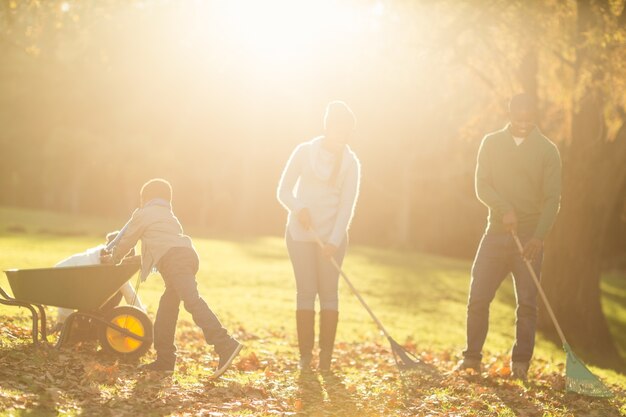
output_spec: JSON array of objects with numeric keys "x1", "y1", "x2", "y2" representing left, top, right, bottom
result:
[{"x1": 297, "y1": 208, "x2": 312, "y2": 230}]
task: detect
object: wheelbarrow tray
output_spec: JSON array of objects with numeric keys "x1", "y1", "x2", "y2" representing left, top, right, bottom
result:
[{"x1": 4, "y1": 259, "x2": 140, "y2": 311}]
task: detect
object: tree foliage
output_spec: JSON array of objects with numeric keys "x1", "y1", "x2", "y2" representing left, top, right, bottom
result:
[
  {"x1": 0, "y1": 0, "x2": 625, "y2": 362},
  {"x1": 429, "y1": 0, "x2": 626, "y2": 362}
]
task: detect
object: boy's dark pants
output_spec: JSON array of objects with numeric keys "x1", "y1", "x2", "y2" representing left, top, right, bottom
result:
[
  {"x1": 154, "y1": 247, "x2": 231, "y2": 365},
  {"x1": 463, "y1": 233, "x2": 542, "y2": 363}
]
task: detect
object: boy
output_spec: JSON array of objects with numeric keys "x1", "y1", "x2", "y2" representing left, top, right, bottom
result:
[
  {"x1": 53, "y1": 231, "x2": 145, "y2": 332},
  {"x1": 103, "y1": 178, "x2": 242, "y2": 376}
]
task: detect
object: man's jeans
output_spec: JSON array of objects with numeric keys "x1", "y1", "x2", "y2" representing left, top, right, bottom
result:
[
  {"x1": 154, "y1": 247, "x2": 231, "y2": 364},
  {"x1": 463, "y1": 233, "x2": 542, "y2": 363}
]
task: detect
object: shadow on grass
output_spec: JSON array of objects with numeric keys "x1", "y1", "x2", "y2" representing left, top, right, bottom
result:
[
  {"x1": 294, "y1": 371, "x2": 363, "y2": 416},
  {"x1": 463, "y1": 373, "x2": 623, "y2": 417},
  {"x1": 0, "y1": 343, "x2": 68, "y2": 416},
  {"x1": 482, "y1": 378, "x2": 546, "y2": 416},
  {"x1": 10, "y1": 407, "x2": 58, "y2": 417},
  {"x1": 113, "y1": 373, "x2": 177, "y2": 417},
  {"x1": 397, "y1": 365, "x2": 445, "y2": 410},
  {"x1": 295, "y1": 372, "x2": 324, "y2": 414},
  {"x1": 0, "y1": 339, "x2": 170, "y2": 417},
  {"x1": 320, "y1": 371, "x2": 362, "y2": 415}
]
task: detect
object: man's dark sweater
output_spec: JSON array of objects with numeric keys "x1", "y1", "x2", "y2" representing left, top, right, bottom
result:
[{"x1": 475, "y1": 125, "x2": 562, "y2": 239}]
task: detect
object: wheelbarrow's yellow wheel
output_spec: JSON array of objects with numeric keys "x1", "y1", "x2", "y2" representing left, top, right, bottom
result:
[{"x1": 99, "y1": 306, "x2": 152, "y2": 358}]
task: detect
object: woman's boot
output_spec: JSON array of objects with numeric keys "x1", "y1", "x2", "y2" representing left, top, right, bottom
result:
[
  {"x1": 318, "y1": 310, "x2": 339, "y2": 371},
  {"x1": 296, "y1": 310, "x2": 315, "y2": 370}
]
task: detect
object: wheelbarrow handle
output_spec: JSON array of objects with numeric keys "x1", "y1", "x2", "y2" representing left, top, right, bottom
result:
[{"x1": 0, "y1": 284, "x2": 47, "y2": 344}]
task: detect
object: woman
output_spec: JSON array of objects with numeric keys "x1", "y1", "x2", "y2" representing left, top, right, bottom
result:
[{"x1": 277, "y1": 101, "x2": 361, "y2": 371}]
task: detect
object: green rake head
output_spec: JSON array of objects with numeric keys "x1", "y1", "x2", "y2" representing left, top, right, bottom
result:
[{"x1": 564, "y1": 344, "x2": 613, "y2": 398}]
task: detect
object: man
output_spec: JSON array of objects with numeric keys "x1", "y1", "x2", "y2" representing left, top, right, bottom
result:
[{"x1": 457, "y1": 93, "x2": 562, "y2": 380}]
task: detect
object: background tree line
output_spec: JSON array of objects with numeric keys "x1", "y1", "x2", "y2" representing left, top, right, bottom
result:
[{"x1": 1, "y1": 0, "x2": 625, "y2": 365}]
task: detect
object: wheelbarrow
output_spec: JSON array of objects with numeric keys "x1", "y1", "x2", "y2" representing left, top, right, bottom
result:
[{"x1": 1, "y1": 256, "x2": 153, "y2": 358}]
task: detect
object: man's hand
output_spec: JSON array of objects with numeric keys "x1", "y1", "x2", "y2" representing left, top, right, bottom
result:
[
  {"x1": 502, "y1": 210, "x2": 518, "y2": 232},
  {"x1": 523, "y1": 238, "x2": 543, "y2": 262},
  {"x1": 100, "y1": 253, "x2": 115, "y2": 265},
  {"x1": 297, "y1": 208, "x2": 312, "y2": 230},
  {"x1": 321, "y1": 243, "x2": 338, "y2": 259}
]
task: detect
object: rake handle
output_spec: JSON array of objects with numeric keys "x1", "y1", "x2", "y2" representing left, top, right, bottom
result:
[
  {"x1": 310, "y1": 231, "x2": 392, "y2": 340},
  {"x1": 511, "y1": 232, "x2": 568, "y2": 347}
]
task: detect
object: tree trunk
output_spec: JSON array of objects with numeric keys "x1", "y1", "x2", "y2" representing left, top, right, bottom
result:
[
  {"x1": 542, "y1": 91, "x2": 626, "y2": 367},
  {"x1": 538, "y1": 0, "x2": 626, "y2": 368}
]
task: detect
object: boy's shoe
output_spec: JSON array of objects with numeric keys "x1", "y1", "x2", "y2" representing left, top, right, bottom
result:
[
  {"x1": 139, "y1": 360, "x2": 175, "y2": 373},
  {"x1": 213, "y1": 339, "x2": 243, "y2": 378},
  {"x1": 454, "y1": 358, "x2": 481, "y2": 373},
  {"x1": 511, "y1": 361, "x2": 529, "y2": 381}
]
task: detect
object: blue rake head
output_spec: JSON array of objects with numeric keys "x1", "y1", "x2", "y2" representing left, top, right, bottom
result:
[{"x1": 563, "y1": 344, "x2": 613, "y2": 398}]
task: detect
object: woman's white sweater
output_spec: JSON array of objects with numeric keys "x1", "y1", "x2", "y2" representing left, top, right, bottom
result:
[{"x1": 277, "y1": 137, "x2": 361, "y2": 246}]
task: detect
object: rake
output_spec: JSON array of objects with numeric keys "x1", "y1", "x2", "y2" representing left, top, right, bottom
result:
[
  {"x1": 511, "y1": 232, "x2": 613, "y2": 397},
  {"x1": 311, "y1": 232, "x2": 431, "y2": 373}
]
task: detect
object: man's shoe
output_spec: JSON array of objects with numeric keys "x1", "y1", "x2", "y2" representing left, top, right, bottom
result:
[
  {"x1": 139, "y1": 360, "x2": 175, "y2": 373},
  {"x1": 511, "y1": 361, "x2": 529, "y2": 381},
  {"x1": 213, "y1": 339, "x2": 243, "y2": 378},
  {"x1": 454, "y1": 358, "x2": 481, "y2": 373}
]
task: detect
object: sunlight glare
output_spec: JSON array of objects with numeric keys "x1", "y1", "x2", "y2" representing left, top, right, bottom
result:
[
  {"x1": 372, "y1": 2, "x2": 384, "y2": 17},
  {"x1": 217, "y1": 0, "x2": 373, "y2": 67}
]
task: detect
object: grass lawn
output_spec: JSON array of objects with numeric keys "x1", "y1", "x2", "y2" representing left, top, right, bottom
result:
[{"x1": 0, "y1": 207, "x2": 624, "y2": 416}]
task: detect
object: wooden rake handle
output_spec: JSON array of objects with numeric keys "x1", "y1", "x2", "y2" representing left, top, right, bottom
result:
[
  {"x1": 310, "y1": 230, "x2": 392, "y2": 340},
  {"x1": 511, "y1": 232, "x2": 568, "y2": 347}
]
